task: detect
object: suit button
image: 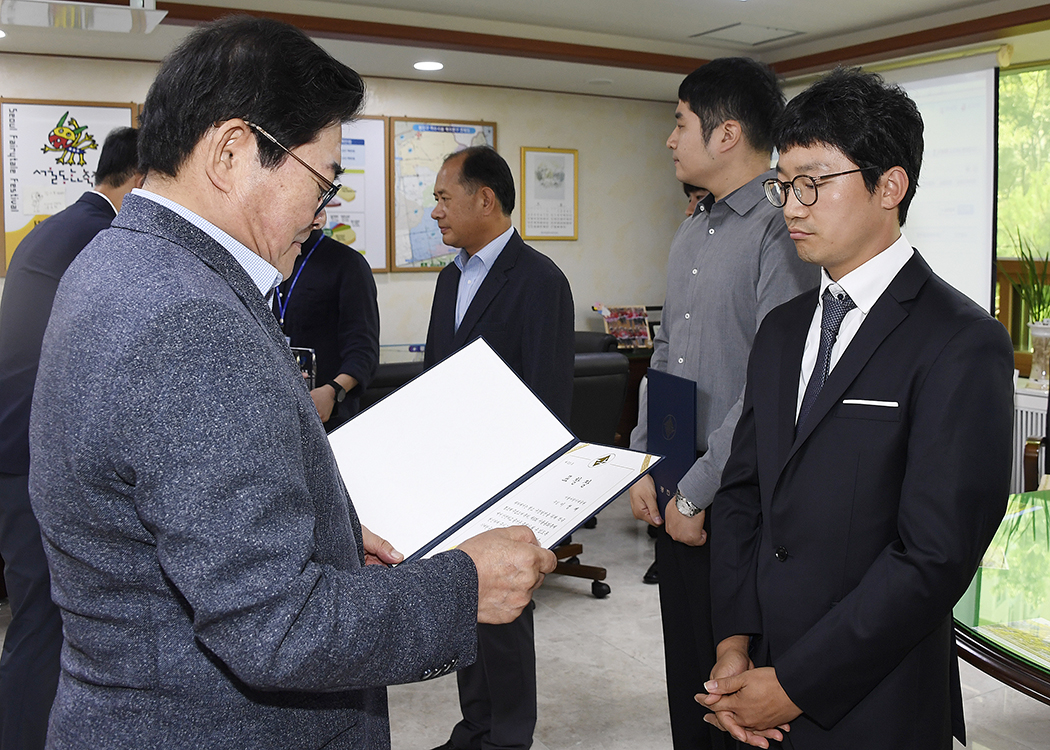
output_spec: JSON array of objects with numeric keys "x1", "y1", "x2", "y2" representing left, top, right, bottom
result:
[{"x1": 775, "y1": 546, "x2": 788, "y2": 562}]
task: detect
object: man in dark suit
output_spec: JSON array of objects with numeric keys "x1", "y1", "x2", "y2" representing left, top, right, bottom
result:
[
  {"x1": 425, "y1": 146, "x2": 574, "y2": 750},
  {"x1": 273, "y1": 225, "x2": 380, "y2": 430},
  {"x1": 29, "y1": 18, "x2": 554, "y2": 749},
  {"x1": 0, "y1": 125, "x2": 141, "y2": 750},
  {"x1": 702, "y1": 69, "x2": 1014, "y2": 749}
]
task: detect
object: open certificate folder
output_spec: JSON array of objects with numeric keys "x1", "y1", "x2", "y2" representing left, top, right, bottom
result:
[{"x1": 327, "y1": 338, "x2": 660, "y2": 562}]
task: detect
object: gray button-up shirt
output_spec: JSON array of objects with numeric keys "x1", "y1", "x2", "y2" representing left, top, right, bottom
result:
[{"x1": 631, "y1": 169, "x2": 818, "y2": 510}]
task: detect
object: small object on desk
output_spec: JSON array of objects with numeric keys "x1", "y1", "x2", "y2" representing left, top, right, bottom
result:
[{"x1": 592, "y1": 304, "x2": 652, "y2": 349}]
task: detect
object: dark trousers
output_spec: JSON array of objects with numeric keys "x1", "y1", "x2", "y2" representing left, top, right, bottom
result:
[
  {"x1": 657, "y1": 519, "x2": 737, "y2": 750},
  {"x1": 0, "y1": 473, "x2": 62, "y2": 750},
  {"x1": 451, "y1": 603, "x2": 536, "y2": 750}
]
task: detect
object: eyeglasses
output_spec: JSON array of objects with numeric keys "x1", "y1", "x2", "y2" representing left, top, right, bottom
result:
[
  {"x1": 763, "y1": 167, "x2": 879, "y2": 208},
  {"x1": 244, "y1": 120, "x2": 340, "y2": 217}
]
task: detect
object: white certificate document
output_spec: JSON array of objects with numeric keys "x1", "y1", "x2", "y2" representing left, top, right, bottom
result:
[
  {"x1": 327, "y1": 338, "x2": 658, "y2": 561},
  {"x1": 425, "y1": 442, "x2": 654, "y2": 557}
]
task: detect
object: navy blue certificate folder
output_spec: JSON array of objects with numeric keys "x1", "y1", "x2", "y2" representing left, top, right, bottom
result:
[{"x1": 646, "y1": 368, "x2": 697, "y2": 515}]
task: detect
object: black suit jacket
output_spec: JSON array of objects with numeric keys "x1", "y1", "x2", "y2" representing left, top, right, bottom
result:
[
  {"x1": 711, "y1": 252, "x2": 1014, "y2": 749},
  {"x1": 0, "y1": 191, "x2": 116, "y2": 473},
  {"x1": 424, "y1": 230, "x2": 574, "y2": 422}
]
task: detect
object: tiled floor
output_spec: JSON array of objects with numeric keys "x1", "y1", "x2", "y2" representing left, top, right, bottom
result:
[
  {"x1": 2, "y1": 495, "x2": 1047, "y2": 748},
  {"x1": 387, "y1": 495, "x2": 1050, "y2": 750}
]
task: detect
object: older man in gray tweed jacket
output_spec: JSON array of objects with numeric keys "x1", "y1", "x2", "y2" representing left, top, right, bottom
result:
[{"x1": 28, "y1": 17, "x2": 554, "y2": 750}]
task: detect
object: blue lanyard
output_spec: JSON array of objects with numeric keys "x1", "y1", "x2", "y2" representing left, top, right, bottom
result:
[{"x1": 275, "y1": 233, "x2": 324, "y2": 326}]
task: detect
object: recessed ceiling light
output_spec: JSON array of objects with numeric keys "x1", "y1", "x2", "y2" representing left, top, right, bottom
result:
[
  {"x1": 0, "y1": 30, "x2": 6, "y2": 39},
  {"x1": 414, "y1": 61, "x2": 444, "y2": 72}
]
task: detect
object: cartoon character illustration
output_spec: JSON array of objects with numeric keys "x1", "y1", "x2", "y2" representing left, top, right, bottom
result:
[{"x1": 41, "y1": 112, "x2": 98, "y2": 166}]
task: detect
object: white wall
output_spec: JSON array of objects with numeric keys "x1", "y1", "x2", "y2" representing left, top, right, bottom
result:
[{"x1": 1, "y1": 53, "x2": 684, "y2": 342}]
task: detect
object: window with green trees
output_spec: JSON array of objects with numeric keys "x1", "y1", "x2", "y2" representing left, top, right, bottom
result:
[{"x1": 996, "y1": 64, "x2": 1050, "y2": 359}]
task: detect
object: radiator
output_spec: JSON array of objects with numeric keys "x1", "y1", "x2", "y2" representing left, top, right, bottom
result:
[{"x1": 1013, "y1": 388, "x2": 1048, "y2": 493}]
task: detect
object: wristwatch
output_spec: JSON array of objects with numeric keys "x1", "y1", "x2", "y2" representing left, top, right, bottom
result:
[
  {"x1": 326, "y1": 380, "x2": 347, "y2": 404},
  {"x1": 674, "y1": 490, "x2": 702, "y2": 518}
]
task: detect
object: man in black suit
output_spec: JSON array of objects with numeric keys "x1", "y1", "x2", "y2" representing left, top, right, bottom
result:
[
  {"x1": 425, "y1": 146, "x2": 574, "y2": 750},
  {"x1": 0, "y1": 126, "x2": 141, "y2": 750},
  {"x1": 273, "y1": 225, "x2": 380, "y2": 430},
  {"x1": 703, "y1": 69, "x2": 1014, "y2": 749}
]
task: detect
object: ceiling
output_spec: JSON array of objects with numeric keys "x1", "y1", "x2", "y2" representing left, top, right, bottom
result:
[{"x1": 1, "y1": 0, "x2": 1050, "y2": 100}]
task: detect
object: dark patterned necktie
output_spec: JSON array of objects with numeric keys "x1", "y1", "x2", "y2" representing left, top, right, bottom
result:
[{"x1": 796, "y1": 287, "x2": 856, "y2": 433}]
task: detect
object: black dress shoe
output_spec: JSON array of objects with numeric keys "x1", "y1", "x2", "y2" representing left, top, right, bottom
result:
[
  {"x1": 643, "y1": 560, "x2": 659, "y2": 584},
  {"x1": 428, "y1": 742, "x2": 457, "y2": 750}
]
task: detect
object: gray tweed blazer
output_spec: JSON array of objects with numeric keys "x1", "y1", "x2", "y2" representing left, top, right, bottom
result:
[{"x1": 29, "y1": 194, "x2": 478, "y2": 749}]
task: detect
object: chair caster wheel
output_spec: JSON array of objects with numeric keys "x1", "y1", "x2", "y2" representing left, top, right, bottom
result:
[
  {"x1": 565, "y1": 555, "x2": 580, "y2": 565},
  {"x1": 591, "y1": 580, "x2": 611, "y2": 598},
  {"x1": 583, "y1": 516, "x2": 597, "y2": 529}
]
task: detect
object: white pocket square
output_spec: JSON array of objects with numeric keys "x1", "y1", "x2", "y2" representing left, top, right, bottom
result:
[{"x1": 842, "y1": 399, "x2": 898, "y2": 407}]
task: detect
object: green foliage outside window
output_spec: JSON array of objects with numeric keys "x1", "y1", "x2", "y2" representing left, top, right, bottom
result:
[{"x1": 998, "y1": 66, "x2": 1050, "y2": 259}]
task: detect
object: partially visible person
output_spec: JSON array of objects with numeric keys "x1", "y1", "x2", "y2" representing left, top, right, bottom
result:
[
  {"x1": 0, "y1": 126, "x2": 142, "y2": 750},
  {"x1": 628, "y1": 58, "x2": 817, "y2": 750},
  {"x1": 642, "y1": 179, "x2": 712, "y2": 587},
  {"x1": 684, "y1": 183, "x2": 710, "y2": 217},
  {"x1": 273, "y1": 221, "x2": 379, "y2": 430},
  {"x1": 29, "y1": 18, "x2": 554, "y2": 749},
  {"x1": 704, "y1": 68, "x2": 1013, "y2": 749},
  {"x1": 425, "y1": 146, "x2": 574, "y2": 750}
]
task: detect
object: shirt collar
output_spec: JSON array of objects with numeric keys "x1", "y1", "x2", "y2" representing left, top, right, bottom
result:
[
  {"x1": 819, "y1": 232, "x2": 914, "y2": 314},
  {"x1": 719, "y1": 168, "x2": 776, "y2": 217},
  {"x1": 454, "y1": 225, "x2": 515, "y2": 272},
  {"x1": 90, "y1": 189, "x2": 118, "y2": 215},
  {"x1": 131, "y1": 188, "x2": 283, "y2": 299}
]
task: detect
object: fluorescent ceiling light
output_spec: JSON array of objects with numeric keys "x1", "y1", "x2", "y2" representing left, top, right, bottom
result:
[{"x1": 414, "y1": 61, "x2": 444, "y2": 72}]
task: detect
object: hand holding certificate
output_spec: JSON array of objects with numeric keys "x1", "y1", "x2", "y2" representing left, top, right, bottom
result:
[{"x1": 327, "y1": 338, "x2": 660, "y2": 563}]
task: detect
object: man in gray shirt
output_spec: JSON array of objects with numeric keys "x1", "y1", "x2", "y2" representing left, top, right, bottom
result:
[{"x1": 629, "y1": 58, "x2": 817, "y2": 749}]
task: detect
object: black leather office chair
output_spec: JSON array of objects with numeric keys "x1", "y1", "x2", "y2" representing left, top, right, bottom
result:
[
  {"x1": 574, "y1": 330, "x2": 619, "y2": 353},
  {"x1": 552, "y1": 348, "x2": 629, "y2": 598},
  {"x1": 357, "y1": 360, "x2": 425, "y2": 412}
]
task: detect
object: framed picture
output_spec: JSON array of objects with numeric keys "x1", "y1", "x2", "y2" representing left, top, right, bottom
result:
[
  {"x1": 389, "y1": 117, "x2": 496, "y2": 272},
  {"x1": 2, "y1": 98, "x2": 136, "y2": 275},
  {"x1": 521, "y1": 147, "x2": 578, "y2": 241},
  {"x1": 318, "y1": 116, "x2": 389, "y2": 272}
]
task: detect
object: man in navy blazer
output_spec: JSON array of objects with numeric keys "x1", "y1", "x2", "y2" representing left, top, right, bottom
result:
[
  {"x1": 29, "y1": 18, "x2": 554, "y2": 749},
  {"x1": 425, "y1": 146, "x2": 574, "y2": 750},
  {"x1": 703, "y1": 69, "x2": 1014, "y2": 749},
  {"x1": 0, "y1": 126, "x2": 141, "y2": 750}
]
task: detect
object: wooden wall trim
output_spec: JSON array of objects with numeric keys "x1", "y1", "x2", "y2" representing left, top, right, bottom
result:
[
  {"x1": 148, "y1": 2, "x2": 707, "y2": 74},
  {"x1": 772, "y1": 3, "x2": 1050, "y2": 75},
  {"x1": 89, "y1": 0, "x2": 1050, "y2": 76}
]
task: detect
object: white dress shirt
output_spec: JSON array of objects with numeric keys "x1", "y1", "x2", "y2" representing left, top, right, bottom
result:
[
  {"x1": 796, "y1": 232, "x2": 914, "y2": 420},
  {"x1": 453, "y1": 225, "x2": 514, "y2": 332}
]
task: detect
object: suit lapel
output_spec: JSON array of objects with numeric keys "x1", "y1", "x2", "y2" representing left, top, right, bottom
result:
[
  {"x1": 785, "y1": 252, "x2": 931, "y2": 460},
  {"x1": 451, "y1": 231, "x2": 521, "y2": 349},
  {"x1": 776, "y1": 296, "x2": 813, "y2": 470}
]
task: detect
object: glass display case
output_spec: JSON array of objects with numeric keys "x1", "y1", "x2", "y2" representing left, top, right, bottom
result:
[{"x1": 954, "y1": 490, "x2": 1050, "y2": 703}]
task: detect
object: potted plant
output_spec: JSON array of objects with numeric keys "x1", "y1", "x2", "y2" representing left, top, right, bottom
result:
[{"x1": 1000, "y1": 230, "x2": 1050, "y2": 388}]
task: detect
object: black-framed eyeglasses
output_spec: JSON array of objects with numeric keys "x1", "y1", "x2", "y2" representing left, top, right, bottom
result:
[
  {"x1": 763, "y1": 166, "x2": 879, "y2": 208},
  {"x1": 244, "y1": 120, "x2": 340, "y2": 217}
]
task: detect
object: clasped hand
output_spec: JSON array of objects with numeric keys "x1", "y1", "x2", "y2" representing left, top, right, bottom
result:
[{"x1": 699, "y1": 637, "x2": 800, "y2": 748}]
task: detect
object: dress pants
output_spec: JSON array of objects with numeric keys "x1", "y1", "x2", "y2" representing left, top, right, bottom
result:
[
  {"x1": 657, "y1": 518, "x2": 737, "y2": 750},
  {"x1": 450, "y1": 602, "x2": 536, "y2": 750},
  {"x1": 0, "y1": 473, "x2": 62, "y2": 750}
]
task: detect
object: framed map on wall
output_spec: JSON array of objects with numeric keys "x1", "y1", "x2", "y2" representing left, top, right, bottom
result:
[
  {"x1": 2, "y1": 98, "x2": 136, "y2": 275},
  {"x1": 319, "y1": 116, "x2": 389, "y2": 272},
  {"x1": 389, "y1": 118, "x2": 496, "y2": 272}
]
